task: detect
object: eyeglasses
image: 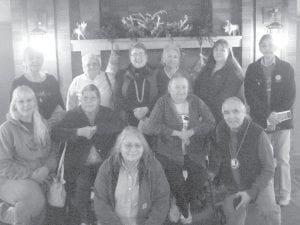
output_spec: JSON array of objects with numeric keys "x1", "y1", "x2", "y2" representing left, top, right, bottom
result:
[
  {"x1": 130, "y1": 51, "x2": 146, "y2": 58},
  {"x1": 123, "y1": 142, "x2": 143, "y2": 149}
]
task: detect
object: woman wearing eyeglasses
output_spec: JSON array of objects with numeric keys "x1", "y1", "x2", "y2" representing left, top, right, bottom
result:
[
  {"x1": 94, "y1": 126, "x2": 170, "y2": 225},
  {"x1": 52, "y1": 84, "x2": 125, "y2": 225},
  {"x1": 114, "y1": 42, "x2": 158, "y2": 127}
]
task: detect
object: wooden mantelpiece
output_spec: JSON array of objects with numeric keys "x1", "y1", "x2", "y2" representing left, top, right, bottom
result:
[{"x1": 71, "y1": 36, "x2": 242, "y2": 55}]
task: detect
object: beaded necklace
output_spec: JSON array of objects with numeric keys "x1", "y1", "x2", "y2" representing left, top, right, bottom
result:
[
  {"x1": 133, "y1": 79, "x2": 146, "y2": 103},
  {"x1": 229, "y1": 121, "x2": 250, "y2": 169}
]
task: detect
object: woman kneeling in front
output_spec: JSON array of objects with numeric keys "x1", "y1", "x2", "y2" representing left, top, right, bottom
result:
[{"x1": 93, "y1": 126, "x2": 170, "y2": 225}]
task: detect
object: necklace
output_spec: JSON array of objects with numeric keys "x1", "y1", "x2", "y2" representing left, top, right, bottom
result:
[
  {"x1": 229, "y1": 121, "x2": 250, "y2": 169},
  {"x1": 133, "y1": 79, "x2": 146, "y2": 103},
  {"x1": 164, "y1": 66, "x2": 179, "y2": 79}
]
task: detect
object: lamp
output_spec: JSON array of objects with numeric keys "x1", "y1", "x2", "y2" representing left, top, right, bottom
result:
[
  {"x1": 29, "y1": 10, "x2": 51, "y2": 55},
  {"x1": 30, "y1": 10, "x2": 47, "y2": 35},
  {"x1": 263, "y1": 7, "x2": 283, "y2": 33},
  {"x1": 262, "y1": 7, "x2": 287, "y2": 50}
]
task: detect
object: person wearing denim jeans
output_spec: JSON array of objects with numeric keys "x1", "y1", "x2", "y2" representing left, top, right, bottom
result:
[{"x1": 245, "y1": 34, "x2": 296, "y2": 206}]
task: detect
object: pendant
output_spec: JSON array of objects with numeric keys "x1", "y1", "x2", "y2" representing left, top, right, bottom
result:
[{"x1": 231, "y1": 158, "x2": 240, "y2": 169}]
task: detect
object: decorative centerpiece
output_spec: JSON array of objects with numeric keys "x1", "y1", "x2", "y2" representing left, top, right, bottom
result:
[{"x1": 72, "y1": 10, "x2": 212, "y2": 40}]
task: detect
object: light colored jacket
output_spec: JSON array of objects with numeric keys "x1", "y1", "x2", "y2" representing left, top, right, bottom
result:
[
  {"x1": 0, "y1": 114, "x2": 56, "y2": 182},
  {"x1": 66, "y1": 72, "x2": 114, "y2": 110}
]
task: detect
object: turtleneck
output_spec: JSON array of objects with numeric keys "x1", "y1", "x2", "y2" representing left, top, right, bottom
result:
[{"x1": 130, "y1": 64, "x2": 149, "y2": 78}]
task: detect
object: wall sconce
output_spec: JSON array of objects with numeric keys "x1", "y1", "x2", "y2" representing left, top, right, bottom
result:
[
  {"x1": 262, "y1": 7, "x2": 283, "y2": 33},
  {"x1": 30, "y1": 10, "x2": 47, "y2": 35},
  {"x1": 262, "y1": 7, "x2": 287, "y2": 50},
  {"x1": 29, "y1": 10, "x2": 49, "y2": 53}
]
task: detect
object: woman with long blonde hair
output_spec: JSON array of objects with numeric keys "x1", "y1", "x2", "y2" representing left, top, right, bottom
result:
[{"x1": 0, "y1": 85, "x2": 57, "y2": 225}]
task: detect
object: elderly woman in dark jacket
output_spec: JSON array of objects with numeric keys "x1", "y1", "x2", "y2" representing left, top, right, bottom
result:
[
  {"x1": 52, "y1": 84, "x2": 125, "y2": 225},
  {"x1": 141, "y1": 74, "x2": 215, "y2": 224},
  {"x1": 194, "y1": 39, "x2": 244, "y2": 123},
  {"x1": 94, "y1": 126, "x2": 170, "y2": 225}
]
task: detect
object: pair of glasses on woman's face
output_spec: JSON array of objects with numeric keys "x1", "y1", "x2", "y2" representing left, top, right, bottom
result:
[{"x1": 123, "y1": 142, "x2": 143, "y2": 149}]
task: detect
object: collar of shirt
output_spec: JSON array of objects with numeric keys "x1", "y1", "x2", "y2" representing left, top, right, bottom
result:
[
  {"x1": 83, "y1": 71, "x2": 105, "y2": 81},
  {"x1": 164, "y1": 66, "x2": 179, "y2": 79},
  {"x1": 261, "y1": 56, "x2": 276, "y2": 67}
]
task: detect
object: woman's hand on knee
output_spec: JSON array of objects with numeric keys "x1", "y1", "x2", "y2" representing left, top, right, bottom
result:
[
  {"x1": 31, "y1": 166, "x2": 49, "y2": 183},
  {"x1": 234, "y1": 191, "x2": 251, "y2": 210}
]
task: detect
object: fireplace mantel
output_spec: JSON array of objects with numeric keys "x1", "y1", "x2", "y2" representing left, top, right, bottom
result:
[{"x1": 71, "y1": 36, "x2": 242, "y2": 55}]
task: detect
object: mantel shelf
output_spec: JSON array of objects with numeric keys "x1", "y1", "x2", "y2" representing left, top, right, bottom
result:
[{"x1": 71, "y1": 36, "x2": 242, "y2": 54}]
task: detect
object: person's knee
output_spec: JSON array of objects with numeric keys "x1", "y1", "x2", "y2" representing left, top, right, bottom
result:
[
  {"x1": 15, "y1": 180, "x2": 45, "y2": 217},
  {"x1": 0, "y1": 179, "x2": 46, "y2": 225}
]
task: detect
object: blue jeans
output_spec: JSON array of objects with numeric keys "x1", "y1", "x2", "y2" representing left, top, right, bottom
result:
[
  {"x1": 222, "y1": 180, "x2": 281, "y2": 225},
  {"x1": 269, "y1": 130, "x2": 291, "y2": 201}
]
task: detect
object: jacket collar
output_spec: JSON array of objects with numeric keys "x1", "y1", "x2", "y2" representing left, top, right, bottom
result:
[
  {"x1": 6, "y1": 113, "x2": 33, "y2": 133},
  {"x1": 223, "y1": 117, "x2": 251, "y2": 140},
  {"x1": 255, "y1": 56, "x2": 283, "y2": 74}
]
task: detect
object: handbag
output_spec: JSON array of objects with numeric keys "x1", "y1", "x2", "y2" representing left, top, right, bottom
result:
[{"x1": 47, "y1": 145, "x2": 67, "y2": 208}]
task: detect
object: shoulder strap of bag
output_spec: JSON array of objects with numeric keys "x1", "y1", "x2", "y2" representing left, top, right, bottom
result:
[
  {"x1": 56, "y1": 144, "x2": 67, "y2": 182},
  {"x1": 104, "y1": 72, "x2": 113, "y2": 91}
]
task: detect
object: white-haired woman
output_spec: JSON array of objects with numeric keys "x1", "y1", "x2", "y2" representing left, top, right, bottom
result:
[
  {"x1": 141, "y1": 75, "x2": 215, "y2": 224},
  {"x1": 11, "y1": 47, "x2": 65, "y2": 126},
  {"x1": 94, "y1": 126, "x2": 170, "y2": 225},
  {"x1": 156, "y1": 43, "x2": 191, "y2": 97},
  {"x1": 0, "y1": 85, "x2": 57, "y2": 225},
  {"x1": 66, "y1": 53, "x2": 115, "y2": 110}
]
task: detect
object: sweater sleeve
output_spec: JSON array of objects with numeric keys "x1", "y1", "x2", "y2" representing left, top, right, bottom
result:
[
  {"x1": 51, "y1": 111, "x2": 80, "y2": 143},
  {"x1": 245, "y1": 65, "x2": 271, "y2": 122},
  {"x1": 0, "y1": 124, "x2": 32, "y2": 179},
  {"x1": 280, "y1": 64, "x2": 296, "y2": 110},
  {"x1": 192, "y1": 97, "x2": 216, "y2": 137},
  {"x1": 146, "y1": 97, "x2": 173, "y2": 136},
  {"x1": 93, "y1": 161, "x2": 123, "y2": 225},
  {"x1": 42, "y1": 138, "x2": 58, "y2": 173},
  {"x1": 95, "y1": 109, "x2": 126, "y2": 136},
  {"x1": 246, "y1": 131, "x2": 275, "y2": 200},
  {"x1": 143, "y1": 159, "x2": 170, "y2": 225}
]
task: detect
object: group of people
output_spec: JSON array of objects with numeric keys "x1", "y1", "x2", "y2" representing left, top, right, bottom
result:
[{"x1": 0, "y1": 33, "x2": 295, "y2": 225}]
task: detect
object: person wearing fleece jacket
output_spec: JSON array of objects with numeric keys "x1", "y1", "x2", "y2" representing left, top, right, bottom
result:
[
  {"x1": 0, "y1": 85, "x2": 57, "y2": 225},
  {"x1": 209, "y1": 97, "x2": 281, "y2": 225},
  {"x1": 93, "y1": 126, "x2": 170, "y2": 225},
  {"x1": 52, "y1": 84, "x2": 125, "y2": 225}
]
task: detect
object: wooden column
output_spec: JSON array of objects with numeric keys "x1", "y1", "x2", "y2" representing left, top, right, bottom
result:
[
  {"x1": 10, "y1": 0, "x2": 28, "y2": 76},
  {"x1": 54, "y1": 0, "x2": 73, "y2": 102},
  {"x1": 293, "y1": 0, "x2": 300, "y2": 155},
  {"x1": 241, "y1": 0, "x2": 254, "y2": 70}
]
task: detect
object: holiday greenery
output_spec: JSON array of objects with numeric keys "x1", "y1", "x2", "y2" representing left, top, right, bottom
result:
[{"x1": 72, "y1": 10, "x2": 212, "y2": 40}]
